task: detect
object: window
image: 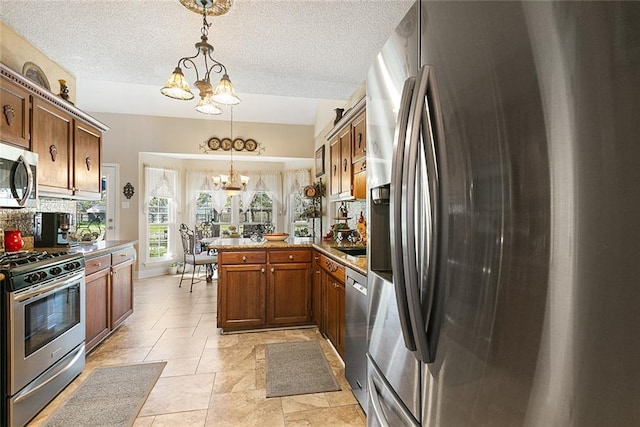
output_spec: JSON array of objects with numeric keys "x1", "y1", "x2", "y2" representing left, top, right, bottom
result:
[
  {"x1": 148, "y1": 196, "x2": 169, "y2": 257},
  {"x1": 144, "y1": 166, "x2": 177, "y2": 262}
]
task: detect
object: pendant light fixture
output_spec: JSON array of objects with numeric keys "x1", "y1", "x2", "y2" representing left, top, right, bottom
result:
[
  {"x1": 212, "y1": 107, "x2": 249, "y2": 195},
  {"x1": 161, "y1": 0, "x2": 240, "y2": 115}
]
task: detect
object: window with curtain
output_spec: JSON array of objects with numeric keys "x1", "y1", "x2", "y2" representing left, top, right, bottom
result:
[{"x1": 144, "y1": 166, "x2": 177, "y2": 262}]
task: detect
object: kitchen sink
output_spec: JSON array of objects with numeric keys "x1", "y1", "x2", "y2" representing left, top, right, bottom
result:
[{"x1": 336, "y1": 247, "x2": 367, "y2": 257}]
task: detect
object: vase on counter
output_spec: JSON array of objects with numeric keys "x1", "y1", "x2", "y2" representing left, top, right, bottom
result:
[{"x1": 4, "y1": 230, "x2": 24, "y2": 252}]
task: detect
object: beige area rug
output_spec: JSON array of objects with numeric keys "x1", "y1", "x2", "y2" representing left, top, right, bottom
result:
[
  {"x1": 265, "y1": 341, "x2": 341, "y2": 398},
  {"x1": 44, "y1": 362, "x2": 166, "y2": 427}
]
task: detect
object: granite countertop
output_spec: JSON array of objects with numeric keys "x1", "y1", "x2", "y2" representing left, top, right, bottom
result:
[
  {"x1": 207, "y1": 237, "x2": 367, "y2": 275},
  {"x1": 66, "y1": 240, "x2": 137, "y2": 257}
]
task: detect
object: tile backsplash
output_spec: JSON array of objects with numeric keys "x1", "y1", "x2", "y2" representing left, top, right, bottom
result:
[{"x1": 0, "y1": 198, "x2": 77, "y2": 237}]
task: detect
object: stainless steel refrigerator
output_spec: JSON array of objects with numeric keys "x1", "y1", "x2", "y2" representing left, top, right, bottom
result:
[{"x1": 366, "y1": 1, "x2": 640, "y2": 426}]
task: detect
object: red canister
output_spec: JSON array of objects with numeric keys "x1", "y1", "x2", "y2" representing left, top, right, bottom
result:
[{"x1": 4, "y1": 230, "x2": 24, "y2": 252}]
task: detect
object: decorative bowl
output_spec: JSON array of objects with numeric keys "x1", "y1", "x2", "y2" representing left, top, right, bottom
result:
[{"x1": 262, "y1": 233, "x2": 289, "y2": 242}]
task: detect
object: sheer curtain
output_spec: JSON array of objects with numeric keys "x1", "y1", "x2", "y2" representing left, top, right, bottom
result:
[
  {"x1": 144, "y1": 166, "x2": 178, "y2": 213},
  {"x1": 283, "y1": 169, "x2": 311, "y2": 233},
  {"x1": 251, "y1": 170, "x2": 283, "y2": 217}
]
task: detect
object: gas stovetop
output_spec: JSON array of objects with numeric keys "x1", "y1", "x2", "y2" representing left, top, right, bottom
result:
[{"x1": 0, "y1": 251, "x2": 85, "y2": 292}]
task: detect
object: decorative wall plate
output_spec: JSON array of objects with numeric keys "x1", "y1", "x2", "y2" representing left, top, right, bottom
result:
[
  {"x1": 22, "y1": 62, "x2": 50, "y2": 90},
  {"x1": 233, "y1": 138, "x2": 245, "y2": 151},
  {"x1": 245, "y1": 139, "x2": 257, "y2": 152},
  {"x1": 220, "y1": 138, "x2": 232, "y2": 150},
  {"x1": 207, "y1": 137, "x2": 221, "y2": 150},
  {"x1": 303, "y1": 185, "x2": 317, "y2": 198}
]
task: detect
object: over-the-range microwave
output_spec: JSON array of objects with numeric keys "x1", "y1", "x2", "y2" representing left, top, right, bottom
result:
[{"x1": 0, "y1": 142, "x2": 37, "y2": 208}]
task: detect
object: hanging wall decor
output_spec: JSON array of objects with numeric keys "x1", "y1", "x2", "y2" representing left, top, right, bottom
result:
[
  {"x1": 200, "y1": 137, "x2": 264, "y2": 154},
  {"x1": 123, "y1": 182, "x2": 135, "y2": 199}
]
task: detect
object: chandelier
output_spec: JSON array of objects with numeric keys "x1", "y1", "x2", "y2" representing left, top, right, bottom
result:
[
  {"x1": 161, "y1": 0, "x2": 240, "y2": 115},
  {"x1": 213, "y1": 108, "x2": 249, "y2": 195}
]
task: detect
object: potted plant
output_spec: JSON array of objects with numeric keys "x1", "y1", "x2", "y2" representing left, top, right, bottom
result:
[{"x1": 167, "y1": 262, "x2": 178, "y2": 275}]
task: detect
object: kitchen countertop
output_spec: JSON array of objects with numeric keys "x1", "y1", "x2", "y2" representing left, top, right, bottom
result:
[
  {"x1": 66, "y1": 240, "x2": 137, "y2": 258},
  {"x1": 207, "y1": 237, "x2": 367, "y2": 276}
]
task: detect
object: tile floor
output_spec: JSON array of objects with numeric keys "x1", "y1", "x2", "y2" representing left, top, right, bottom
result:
[{"x1": 28, "y1": 274, "x2": 366, "y2": 426}]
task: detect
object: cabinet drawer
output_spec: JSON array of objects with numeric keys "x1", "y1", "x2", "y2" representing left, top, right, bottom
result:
[
  {"x1": 269, "y1": 249, "x2": 312, "y2": 264},
  {"x1": 318, "y1": 253, "x2": 345, "y2": 282},
  {"x1": 111, "y1": 247, "x2": 136, "y2": 266},
  {"x1": 85, "y1": 254, "x2": 111, "y2": 275},
  {"x1": 220, "y1": 251, "x2": 266, "y2": 265}
]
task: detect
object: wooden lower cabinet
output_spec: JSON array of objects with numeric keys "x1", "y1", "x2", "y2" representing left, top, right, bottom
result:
[
  {"x1": 111, "y1": 259, "x2": 134, "y2": 329},
  {"x1": 325, "y1": 277, "x2": 345, "y2": 357},
  {"x1": 268, "y1": 262, "x2": 312, "y2": 326},
  {"x1": 314, "y1": 250, "x2": 346, "y2": 357},
  {"x1": 85, "y1": 267, "x2": 110, "y2": 352},
  {"x1": 219, "y1": 263, "x2": 267, "y2": 330},
  {"x1": 84, "y1": 245, "x2": 135, "y2": 353},
  {"x1": 217, "y1": 248, "x2": 312, "y2": 332}
]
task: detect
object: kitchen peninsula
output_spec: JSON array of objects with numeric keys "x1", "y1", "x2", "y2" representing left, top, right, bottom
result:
[{"x1": 210, "y1": 238, "x2": 366, "y2": 352}]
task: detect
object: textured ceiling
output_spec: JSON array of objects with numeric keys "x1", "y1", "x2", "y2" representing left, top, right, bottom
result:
[{"x1": 0, "y1": 0, "x2": 413, "y2": 125}]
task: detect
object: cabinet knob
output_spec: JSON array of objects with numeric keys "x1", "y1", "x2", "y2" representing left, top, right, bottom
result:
[
  {"x1": 343, "y1": 158, "x2": 348, "y2": 172},
  {"x1": 271, "y1": 267, "x2": 275, "y2": 273},
  {"x1": 289, "y1": 255, "x2": 293, "y2": 260},
  {"x1": 261, "y1": 268, "x2": 265, "y2": 273},
  {"x1": 357, "y1": 133, "x2": 363, "y2": 148},
  {"x1": 242, "y1": 256, "x2": 247, "y2": 261},
  {"x1": 95, "y1": 262, "x2": 102, "y2": 267}
]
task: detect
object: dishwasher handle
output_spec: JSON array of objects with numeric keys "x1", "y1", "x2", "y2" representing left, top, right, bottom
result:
[{"x1": 353, "y1": 282, "x2": 367, "y2": 296}]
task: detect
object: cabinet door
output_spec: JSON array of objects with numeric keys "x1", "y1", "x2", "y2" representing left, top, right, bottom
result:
[
  {"x1": 312, "y1": 253, "x2": 324, "y2": 329},
  {"x1": 73, "y1": 121, "x2": 102, "y2": 197},
  {"x1": 268, "y1": 262, "x2": 312, "y2": 326},
  {"x1": 0, "y1": 77, "x2": 30, "y2": 148},
  {"x1": 336, "y1": 280, "x2": 346, "y2": 357},
  {"x1": 353, "y1": 158, "x2": 367, "y2": 200},
  {"x1": 330, "y1": 138, "x2": 341, "y2": 196},
  {"x1": 339, "y1": 126, "x2": 352, "y2": 195},
  {"x1": 351, "y1": 110, "x2": 366, "y2": 161},
  {"x1": 31, "y1": 98, "x2": 73, "y2": 194},
  {"x1": 325, "y1": 277, "x2": 339, "y2": 349},
  {"x1": 85, "y1": 267, "x2": 110, "y2": 353},
  {"x1": 218, "y1": 264, "x2": 266, "y2": 330},
  {"x1": 110, "y1": 260, "x2": 134, "y2": 329}
]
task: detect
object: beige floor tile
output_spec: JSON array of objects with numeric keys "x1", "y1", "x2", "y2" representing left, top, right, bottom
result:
[
  {"x1": 151, "y1": 357, "x2": 201, "y2": 377},
  {"x1": 145, "y1": 335, "x2": 207, "y2": 360},
  {"x1": 161, "y1": 326, "x2": 196, "y2": 338},
  {"x1": 212, "y1": 369, "x2": 257, "y2": 393},
  {"x1": 149, "y1": 409, "x2": 208, "y2": 426},
  {"x1": 152, "y1": 313, "x2": 204, "y2": 330},
  {"x1": 96, "y1": 327, "x2": 164, "y2": 350},
  {"x1": 204, "y1": 333, "x2": 239, "y2": 349},
  {"x1": 197, "y1": 345, "x2": 256, "y2": 373},
  {"x1": 326, "y1": 389, "x2": 359, "y2": 407},
  {"x1": 283, "y1": 405, "x2": 365, "y2": 427},
  {"x1": 281, "y1": 393, "x2": 331, "y2": 413},
  {"x1": 238, "y1": 330, "x2": 288, "y2": 345},
  {"x1": 132, "y1": 416, "x2": 155, "y2": 426},
  {"x1": 87, "y1": 346, "x2": 152, "y2": 365},
  {"x1": 206, "y1": 390, "x2": 284, "y2": 427},
  {"x1": 139, "y1": 373, "x2": 215, "y2": 416}
]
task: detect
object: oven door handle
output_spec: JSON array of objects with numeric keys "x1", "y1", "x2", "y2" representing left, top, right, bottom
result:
[
  {"x1": 13, "y1": 344, "x2": 85, "y2": 404},
  {"x1": 13, "y1": 272, "x2": 84, "y2": 302}
]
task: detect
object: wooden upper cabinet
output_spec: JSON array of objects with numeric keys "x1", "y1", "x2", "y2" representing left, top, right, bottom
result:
[
  {"x1": 31, "y1": 98, "x2": 73, "y2": 195},
  {"x1": 326, "y1": 98, "x2": 366, "y2": 200},
  {"x1": 351, "y1": 110, "x2": 366, "y2": 162},
  {"x1": 0, "y1": 64, "x2": 109, "y2": 199},
  {"x1": 0, "y1": 77, "x2": 31, "y2": 148},
  {"x1": 73, "y1": 121, "x2": 102, "y2": 197},
  {"x1": 330, "y1": 138, "x2": 341, "y2": 196},
  {"x1": 338, "y1": 126, "x2": 352, "y2": 195}
]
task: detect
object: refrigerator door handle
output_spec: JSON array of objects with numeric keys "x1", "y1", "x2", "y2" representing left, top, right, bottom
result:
[
  {"x1": 390, "y1": 75, "x2": 418, "y2": 352},
  {"x1": 404, "y1": 65, "x2": 444, "y2": 363}
]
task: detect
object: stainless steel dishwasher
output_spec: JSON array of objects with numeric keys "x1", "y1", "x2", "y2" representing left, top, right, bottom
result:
[{"x1": 344, "y1": 267, "x2": 368, "y2": 413}]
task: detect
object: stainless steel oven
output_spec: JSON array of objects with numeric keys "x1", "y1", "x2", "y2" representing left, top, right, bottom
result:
[
  {"x1": 0, "y1": 143, "x2": 37, "y2": 208},
  {"x1": 1, "y1": 252, "x2": 85, "y2": 427}
]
